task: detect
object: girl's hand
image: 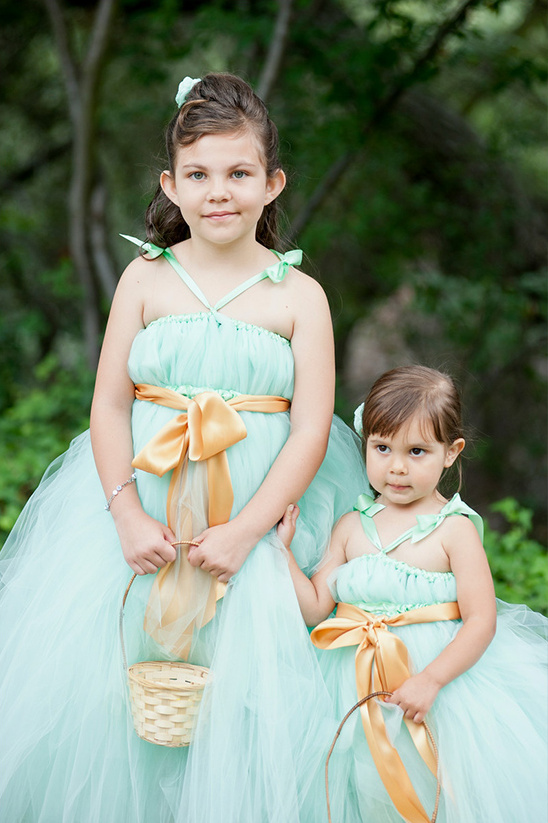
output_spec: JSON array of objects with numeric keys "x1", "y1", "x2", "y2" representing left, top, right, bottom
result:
[
  {"x1": 276, "y1": 504, "x2": 299, "y2": 550},
  {"x1": 187, "y1": 519, "x2": 259, "y2": 583},
  {"x1": 114, "y1": 508, "x2": 177, "y2": 576},
  {"x1": 385, "y1": 671, "x2": 442, "y2": 724}
]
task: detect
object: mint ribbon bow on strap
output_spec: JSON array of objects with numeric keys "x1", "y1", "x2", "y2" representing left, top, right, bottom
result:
[
  {"x1": 355, "y1": 492, "x2": 483, "y2": 554},
  {"x1": 263, "y1": 249, "x2": 302, "y2": 282},
  {"x1": 414, "y1": 494, "x2": 483, "y2": 543},
  {"x1": 120, "y1": 234, "x2": 165, "y2": 259},
  {"x1": 120, "y1": 235, "x2": 301, "y2": 285},
  {"x1": 120, "y1": 234, "x2": 303, "y2": 316},
  {"x1": 355, "y1": 492, "x2": 386, "y2": 552}
]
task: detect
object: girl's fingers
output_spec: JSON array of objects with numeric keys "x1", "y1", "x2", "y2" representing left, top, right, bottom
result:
[
  {"x1": 187, "y1": 548, "x2": 203, "y2": 567},
  {"x1": 142, "y1": 558, "x2": 162, "y2": 574},
  {"x1": 157, "y1": 543, "x2": 177, "y2": 563}
]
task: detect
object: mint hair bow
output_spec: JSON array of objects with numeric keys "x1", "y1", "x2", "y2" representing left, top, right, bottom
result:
[
  {"x1": 353, "y1": 402, "x2": 365, "y2": 437},
  {"x1": 175, "y1": 77, "x2": 201, "y2": 108}
]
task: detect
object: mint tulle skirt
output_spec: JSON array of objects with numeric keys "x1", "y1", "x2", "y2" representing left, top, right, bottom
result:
[{"x1": 0, "y1": 414, "x2": 367, "y2": 823}]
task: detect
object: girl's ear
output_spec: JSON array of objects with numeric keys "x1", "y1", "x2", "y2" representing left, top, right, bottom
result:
[
  {"x1": 160, "y1": 170, "x2": 179, "y2": 206},
  {"x1": 264, "y1": 168, "x2": 286, "y2": 205},
  {"x1": 444, "y1": 438, "x2": 465, "y2": 468}
]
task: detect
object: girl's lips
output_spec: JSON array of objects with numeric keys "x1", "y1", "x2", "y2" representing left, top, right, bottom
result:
[{"x1": 204, "y1": 212, "x2": 236, "y2": 219}]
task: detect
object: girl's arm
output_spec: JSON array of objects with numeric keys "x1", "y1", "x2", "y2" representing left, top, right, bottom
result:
[
  {"x1": 188, "y1": 273, "x2": 335, "y2": 581},
  {"x1": 277, "y1": 505, "x2": 349, "y2": 626},
  {"x1": 90, "y1": 259, "x2": 177, "y2": 576},
  {"x1": 386, "y1": 515, "x2": 497, "y2": 723}
]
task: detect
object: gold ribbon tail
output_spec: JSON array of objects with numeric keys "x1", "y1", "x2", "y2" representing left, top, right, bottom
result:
[
  {"x1": 131, "y1": 384, "x2": 290, "y2": 657},
  {"x1": 311, "y1": 601, "x2": 460, "y2": 823}
]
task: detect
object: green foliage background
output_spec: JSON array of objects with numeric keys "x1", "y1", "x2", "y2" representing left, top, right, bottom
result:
[{"x1": 0, "y1": 0, "x2": 546, "y2": 612}]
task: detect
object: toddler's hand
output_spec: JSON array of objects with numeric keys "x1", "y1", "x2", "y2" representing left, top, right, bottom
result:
[
  {"x1": 385, "y1": 671, "x2": 441, "y2": 724},
  {"x1": 276, "y1": 504, "x2": 300, "y2": 550}
]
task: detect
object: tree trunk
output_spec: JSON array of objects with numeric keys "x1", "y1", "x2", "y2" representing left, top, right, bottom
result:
[{"x1": 42, "y1": 0, "x2": 117, "y2": 369}]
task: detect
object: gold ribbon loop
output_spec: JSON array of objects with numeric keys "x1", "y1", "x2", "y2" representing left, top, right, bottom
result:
[
  {"x1": 133, "y1": 415, "x2": 190, "y2": 476},
  {"x1": 311, "y1": 601, "x2": 460, "y2": 823},
  {"x1": 186, "y1": 391, "x2": 247, "y2": 462},
  {"x1": 133, "y1": 384, "x2": 289, "y2": 528},
  {"x1": 132, "y1": 383, "x2": 290, "y2": 657}
]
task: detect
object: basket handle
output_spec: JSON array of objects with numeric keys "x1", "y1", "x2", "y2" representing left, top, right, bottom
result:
[
  {"x1": 325, "y1": 690, "x2": 440, "y2": 823},
  {"x1": 119, "y1": 541, "x2": 199, "y2": 672}
]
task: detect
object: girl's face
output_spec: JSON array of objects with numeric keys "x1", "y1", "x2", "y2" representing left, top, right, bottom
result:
[
  {"x1": 160, "y1": 130, "x2": 285, "y2": 248},
  {"x1": 366, "y1": 414, "x2": 464, "y2": 507}
]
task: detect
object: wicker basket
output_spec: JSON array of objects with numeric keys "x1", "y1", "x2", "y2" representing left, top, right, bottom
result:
[{"x1": 120, "y1": 560, "x2": 209, "y2": 747}]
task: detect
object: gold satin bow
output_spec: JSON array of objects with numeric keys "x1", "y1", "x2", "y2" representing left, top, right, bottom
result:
[
  {"x1": 311, "y1": 601, "x2": 461, "y2": 823},
  {"x1": 132, "y1": 383, "x2": 290, "y2": 656}
]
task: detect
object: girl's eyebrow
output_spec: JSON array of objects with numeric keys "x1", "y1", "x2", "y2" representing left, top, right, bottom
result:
[{"x1": 180, "y1": 160, "x2": 259, "y2": 170}]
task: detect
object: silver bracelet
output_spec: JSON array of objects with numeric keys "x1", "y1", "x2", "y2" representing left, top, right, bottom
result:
[{"x1": 104, "y1": 472, "x2": 137, "y2": 511}]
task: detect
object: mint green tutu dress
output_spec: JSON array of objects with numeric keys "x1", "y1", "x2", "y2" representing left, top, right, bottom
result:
[
  {"x1": 318, "y1": 493, "x2": 548, "y2": 823},
  {"x1": 0, "y1": 241, "x2": 368, "y2": 823}
]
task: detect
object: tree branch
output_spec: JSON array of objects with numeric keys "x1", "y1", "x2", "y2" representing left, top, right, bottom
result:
[
  {"x1": 90, "y1": 182, "x2": 118, "y2": 301},
  {"x1": 288, "y1": 152, "x2": 352, "y2": 243},
  {"x1": 288, "y1": 0, "x2": 483, "y2": 240},
  {"x1": 42, "y1": 0, "x2": 80, "y2": 124},
  {"x1": 256, "y1": 0, "x2": 294, "y2": 103},
  {"x1": 84, "y1": 0, "x2": 117, "y2": 95},
  {"x1": 43, "y1": 0, "x2": 118, "y2": 369}
]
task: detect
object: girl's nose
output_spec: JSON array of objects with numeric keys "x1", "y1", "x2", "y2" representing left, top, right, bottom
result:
[
  {"x1": 389, "y1": 456, "x2": 408, "y2": 474},
  {"x1": 207, "y1": 178, "x2": 230, "y2": 201}
]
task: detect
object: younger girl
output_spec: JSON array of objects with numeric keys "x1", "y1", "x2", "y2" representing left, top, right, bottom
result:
[
  {"x1": 0, "y1": 74, "x2": 366, "y2": 823},
  {"x1": 279, "y1": 365, "x2": 548, "y2": 823}
]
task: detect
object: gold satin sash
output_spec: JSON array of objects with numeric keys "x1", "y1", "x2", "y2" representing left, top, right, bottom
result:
[
  {"x1": 311, "y1": 601, "x2": 461, "y2": 823},
  {"x1": 132, "y1": 383, "x2": 290, "y2": 656}
]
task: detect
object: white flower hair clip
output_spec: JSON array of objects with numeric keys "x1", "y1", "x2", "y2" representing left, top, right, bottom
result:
[
  {"x1": 175, "y1": 76, "x2": 201, "y2": 108},
  {"x1": 353, "y1": 402, "x2": 365, "y2": 437}
]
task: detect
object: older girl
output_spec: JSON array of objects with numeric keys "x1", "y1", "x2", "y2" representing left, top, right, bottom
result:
[{"x1": 0, "y1": 74, "x2": 366, "y2": 823}]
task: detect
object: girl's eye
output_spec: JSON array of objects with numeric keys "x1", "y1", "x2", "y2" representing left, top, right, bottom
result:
[
  {"x1": 232, "y1": 170, "x2": 247, "y2": 179},
  {"x1": 410, "y1": 448, "x2": 425, "y2": 456},
  {"x1": 376, "y1": 445, "x2": 390, "y2": 454},
  {"x1": 189, "y1": 171, "x2": 205, "y2": 180}
]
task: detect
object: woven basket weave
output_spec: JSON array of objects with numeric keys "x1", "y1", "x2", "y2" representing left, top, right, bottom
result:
[
  {"x1": 120, "y1": 554, "x2": 209, "y2": 747},
  {"x1": 127, "y1": 659, "x2": 208, "y2": 746}
]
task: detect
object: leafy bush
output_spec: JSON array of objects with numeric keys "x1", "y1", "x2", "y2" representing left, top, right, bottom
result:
[
  {"x1": 0, "y1": 353, "x2": 94, "y2": 542},
  {"x1": 484, "y1": 497, "x2": 548, "y2": 615}
]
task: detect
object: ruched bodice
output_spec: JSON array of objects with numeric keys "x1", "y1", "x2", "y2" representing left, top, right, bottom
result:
[
  {"x1": 331, "y1": 493, "x2": 478, "y2": 614},
  {"x1": 332, "y1": 553, "x2": 458, "y2": 616},
  {"x1": 128, "y1": 313, "x2": 294, "y2": 399}
]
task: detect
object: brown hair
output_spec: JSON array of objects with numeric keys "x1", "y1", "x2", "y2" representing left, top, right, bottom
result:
[
  {"x1": 145, "y1": 73, "x2": 284, "y2": 250},
  {"x1": 361, "y1": 365, "x2": 464, "y2": 490}
]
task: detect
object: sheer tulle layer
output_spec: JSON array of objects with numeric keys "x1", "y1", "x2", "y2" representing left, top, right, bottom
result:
[
  {"x1": 0, "y1": 314, "x2": 368, "y2": 822},
  {"x1": 321, "y1": 556, "x2": 548, "y2": 823}
]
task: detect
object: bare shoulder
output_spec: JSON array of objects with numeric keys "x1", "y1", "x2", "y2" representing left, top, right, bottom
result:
[
  {"x1": 113, "y1": 253, "x2": 166, "y2": 318},
  {"x1": 285, "y1": 268, "x2": 331, "y2": 336},
  {"x1": 118, "y1": 253, "x2": 160, "y2": 289},
  {"x1": 333, "y1": 510, "x2": 362, "y2": 539},
  {"x1": 288, "y1": 266, "x2": 329, "y2": 304},
  {"x1": 441, "y1": 513, "x2": 484, "y2": 555},
  {"x1": 327, "y1": 511, "x2": 361, "y2": 563}
]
